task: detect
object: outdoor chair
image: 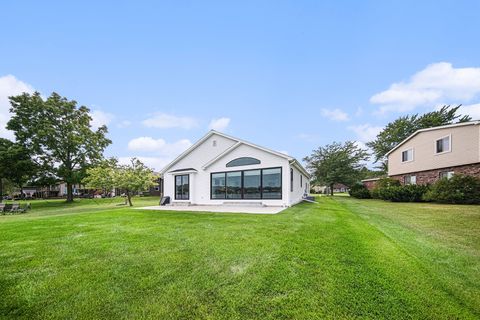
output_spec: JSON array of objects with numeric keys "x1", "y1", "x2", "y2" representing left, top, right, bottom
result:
[{"x1": 9, "y1": 203, "x2": 20, "y2": 214}]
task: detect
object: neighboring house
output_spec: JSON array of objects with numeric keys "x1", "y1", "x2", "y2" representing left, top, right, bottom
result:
[
  {"x1": 361, "y1": 178, "x2": 381, "y2": 190},
  {"x1": 159, "y1": 130, "x2": 310, "y2": 207},
  {"x1": 332, "y1": 183, "x2": 349, "y2": 193},
  {"x1": 148, "y1": 175, "x2": 163, "y2": 197},
  {"x1": 386, "y1": 121, "x2": 480, "y2": 185}
]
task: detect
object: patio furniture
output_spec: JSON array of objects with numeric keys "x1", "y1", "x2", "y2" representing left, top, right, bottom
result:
[{"x1": 10, "y1": 203, "x2": 20, "y2": 214}]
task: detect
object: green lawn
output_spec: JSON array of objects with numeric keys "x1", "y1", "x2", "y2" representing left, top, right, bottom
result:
[{"x1": 1, "y1": 196, "x2": 479, "y2": 319}]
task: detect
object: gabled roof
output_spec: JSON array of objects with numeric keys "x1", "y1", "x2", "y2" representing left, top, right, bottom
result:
[
  {"x1": 385, "y1": 120, "x2": 480, "y2": 157},
  {"x1": 160, "y1": 130, "x2": 310, "y2": 178}
]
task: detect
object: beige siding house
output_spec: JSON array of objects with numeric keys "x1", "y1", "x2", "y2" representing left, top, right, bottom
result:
[{"x1": 386, "y1": 121, "x2": 480, "y2": 185}]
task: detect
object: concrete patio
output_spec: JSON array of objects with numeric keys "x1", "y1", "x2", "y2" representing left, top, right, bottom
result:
[{"x1": 136, "y1": 205, "x2": 287, "y2": 214}]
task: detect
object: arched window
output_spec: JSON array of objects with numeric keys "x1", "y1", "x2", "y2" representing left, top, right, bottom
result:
[{"x1": 226, "y1": 157, "x2": 261, "y2": 167}]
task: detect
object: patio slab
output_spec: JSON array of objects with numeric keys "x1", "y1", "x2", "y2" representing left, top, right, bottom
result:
[{"x1": 136, "y1": 205, "x2": 286, "y2": 214}]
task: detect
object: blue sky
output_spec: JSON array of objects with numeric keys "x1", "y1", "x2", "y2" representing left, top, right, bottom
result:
[{"x1": 1, "y1": 1, "x2": 480, "y2": 170}]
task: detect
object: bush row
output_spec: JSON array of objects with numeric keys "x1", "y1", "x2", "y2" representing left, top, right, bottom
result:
[{"x1": 349, "y1": 175, "x2": 480, "y2": 204}]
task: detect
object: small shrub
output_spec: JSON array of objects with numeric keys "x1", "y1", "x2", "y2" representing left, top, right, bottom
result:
[
  {"x1": 349, "y1": 183, "x2": 371, "y2": 199},
  {"x1": 371, "y1": 178, "x2": 400, "y2": 199},
  {"x1": 382, "y1": 184, "x2": 430, "y2": 202},
  {"x1": 424, "y1": 175, "x2": 480, "y2": 204}
]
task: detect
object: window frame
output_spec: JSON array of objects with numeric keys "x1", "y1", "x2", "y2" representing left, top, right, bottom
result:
[
  {"x1": 174, "y1": 174, "x2": 190, "y2": 200},
  {"x1": 210, "y1": 167, "x2": 282, "y2": 200},
  {"x1": 401, "y1": 148, "x2": 414, "y2": 163},
  {"x1": 439, "y1": 171, "x2": 454, "y2": 179},
  {"x1": 403, "y1": 175, "x2": 417, "y2": 185},
  {"x1": 434, "y1": 134, "x2": 452, "y2": 155}
]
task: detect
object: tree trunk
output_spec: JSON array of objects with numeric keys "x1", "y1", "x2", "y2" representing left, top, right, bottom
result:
[
  {"x1": 0, "y1": 178, "x2": 3, "y2": 203},
  {"x1": 66, "y1": 182, "x2": 73, "y2": 202},
  {"x1": 330, "y1": 183, "x2": 334, "y2": 196},
  {"x1": 126, "y1": 191, "x2": 133, "y2": 206}
]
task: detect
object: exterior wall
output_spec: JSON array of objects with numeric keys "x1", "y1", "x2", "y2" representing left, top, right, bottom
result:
[
  {"x1": 163, "y1": 134, "x2": 237, "y2": 204},
  {"x1": 289, "y1": 165, "x2": 309, "y2": 206},
  {"x1": 362, "y1": 179, "x2": 379, "y2": 190},
  {"x1": 162, "y1": 133, "x2": 308, "y2": 207},
  {"x1": 388, "y1": 125, "x2": 480, "y2": 176},
  {"x1": 390, "y1": 162, "x2": 480, "y2": 185}
]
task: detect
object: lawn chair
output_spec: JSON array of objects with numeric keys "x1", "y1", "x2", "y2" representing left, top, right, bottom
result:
[
  {"x1": 9, "y1": 203, "x2": 20, "y2": 214},
  {"x1": 0, "y1": 203, "x2": 5, "y2": 215},
  {"x1": 18, "y1": 203, "x2": 30, "y2": 214}
]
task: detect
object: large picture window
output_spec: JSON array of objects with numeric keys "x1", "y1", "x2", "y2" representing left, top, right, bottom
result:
[
  {"x1": 243, "y1": 170, "x2": 261, "y2": 199},
  {"x1": 226, "y1": 171, "x2": 242, "y2": 199},
  {"x1": 211, "y1": 173, "x2": 226, "y2": 199},
  {"x1": 211, "y1": 167, "x2": 282, "y2": 200},
  {"x1": 175, "y1": 175, "x2": 189, "y2": 200}
]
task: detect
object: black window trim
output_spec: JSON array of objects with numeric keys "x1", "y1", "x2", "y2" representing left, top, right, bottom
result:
[
  {"x1": 210, "y1": 166, "x2": 282, "y2": 200},
  {"x1": 174, "y1": 174, "x2": 190, "y2": 200}
]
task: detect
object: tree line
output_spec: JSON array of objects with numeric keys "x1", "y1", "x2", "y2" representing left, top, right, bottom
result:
[{"x1": 0, "y1": 92, "x2": 155, "y2": 205}]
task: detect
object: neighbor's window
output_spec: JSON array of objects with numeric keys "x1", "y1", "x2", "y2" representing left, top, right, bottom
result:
[
  {"x1": 175, "y1": 175, "x2": 189, "y2": 200},
  {"x1": 404, "y1": 175, "x2": 416, "y2": 185},
  {"x1": 300, "y1": 174, "x2": 303, "y2": 187},
  {"x1": 436, "y1": 136, "x2": 451, "y2": 154},
  {"x1": 439, "y1": 171, "x2": 454, "y2": 179},
  {"x1": 401, "y1": 148, "x2": 413, "y2": 162}
]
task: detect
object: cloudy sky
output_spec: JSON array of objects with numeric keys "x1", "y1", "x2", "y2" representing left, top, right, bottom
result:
[{"x1": 1, "y1": 1, "x2": 480, "y2": 170}]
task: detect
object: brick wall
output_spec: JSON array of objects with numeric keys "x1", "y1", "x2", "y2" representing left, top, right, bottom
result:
[
  {"x1": 362, "y1": 179, "x2": 379, "y2": 190},
  {"x1": 389, "y1": 162, "x2": 480, "y2": 185}
]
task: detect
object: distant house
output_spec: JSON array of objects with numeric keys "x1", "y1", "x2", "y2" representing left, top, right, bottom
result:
[
  {"x1": 385, "y1": 121, "x2": 480, "y2": 185},
  {"x1": 159, "y1": 130, "x2": 310, "y2": 207}
]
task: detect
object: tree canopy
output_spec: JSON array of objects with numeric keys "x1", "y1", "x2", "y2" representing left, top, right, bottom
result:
[
  {"x1": 7, "y1": 92, "x2": 111, "y2": 202},
  {"x1": 0, "y1": 138, "x2": 38, "y2": 201},
  {"x1": 367, "y1": 105, "x2": 471, "y2": 171},
  {"x1": 304, "y1": 141, "x2": 369, "y2": 195},
  {"x1": 84, "y1": 158, "x2": 157, "y2": 206}
]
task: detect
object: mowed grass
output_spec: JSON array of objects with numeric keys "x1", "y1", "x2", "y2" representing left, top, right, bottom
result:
[{"x1": 0, "y1": 196, "x2": 479, "y2": 319}]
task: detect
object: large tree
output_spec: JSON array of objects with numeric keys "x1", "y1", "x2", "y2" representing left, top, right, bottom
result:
[
  {"x1": 0, "y1": 138, "x2": 38, "y2": 201},
  {"x1": 367, "y1": 105, "x2": 471, "y2": 171},
  {"x1": 7, "y1": 92, "x2": 111, "y2": 202},
  {"x1": 304, "y1": 141, "x2": 369, "y2": 196},
  {"x1": 84, "y1": 158, "x2": 156, "y2": 206}
]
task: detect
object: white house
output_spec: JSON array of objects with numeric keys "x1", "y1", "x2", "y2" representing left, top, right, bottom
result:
[{"x1": 159, "y1": 130, "x2": 310, "y2": 207}]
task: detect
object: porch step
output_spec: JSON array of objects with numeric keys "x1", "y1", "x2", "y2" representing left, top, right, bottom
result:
[
  {"x1": 170, "y1": 202, "x2": 191, "y2": 206},
  {"x1": 222, "y1": 201, "x2": 264, "y2": 207}
]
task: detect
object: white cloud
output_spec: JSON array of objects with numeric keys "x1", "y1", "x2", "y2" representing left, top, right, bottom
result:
[
  {"x1": 320, "y1": 108, "x2": 350, "y2": 121},
  {"x1": 143, "y1": 113, "x2": 198, "y2": 129},
  {"x1": 117, "y1": 120, "x2": 131, "y2": 128},
  {"x1": 90, "y1": 110, "x2": 114, "y2": 130},
  {"x1": 127, "y1": 136, "x2": 192, "y2": 156},
  {"x1": 348, "y1": 124, "x2": 383, "y2": 142},
  {"x1": 458, "y1": 103, "x2": 480, "y2": 120},
  {"x1": 0, "y1": 75, "x2": 35, "y2": 139},
  {"x1": 208, "y1": 117, "x2": 230, "y2": 131},
  {"x1": 371, "y1": 62, "x2": 480, "y2": 114},
  {"x1": 123, "y1": 137, "x2": 193, "y2": 171}
]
